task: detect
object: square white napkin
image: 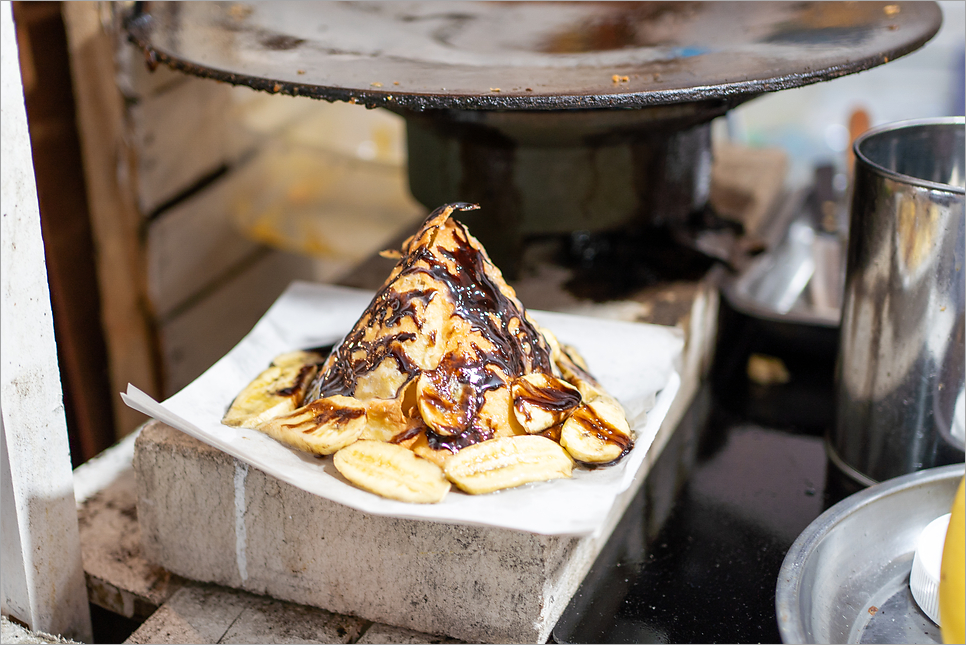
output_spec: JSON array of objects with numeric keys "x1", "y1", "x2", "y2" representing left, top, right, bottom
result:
[{"x1": 123, "y1": 281, "x2": 683, "y2": 536}]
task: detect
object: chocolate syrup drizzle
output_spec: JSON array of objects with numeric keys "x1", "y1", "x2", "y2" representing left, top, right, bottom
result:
[
  {"x1": 567, "y1": 405, "x2": 635, "y2": 467},
  {"x1": 280, "y1": 398, "x2": 365, "y2": 432},
  {"x1": 389, "y1": 422, "x2": 425, "y2": 445},
  {"x1": 274, "y1": 363, "x2": 322, "y2": 397},
  {"x1": 306, "y1": 203, "x2": 553, "y2": 453},
  {"x1": 513, "y1": 378, "x2": 582, "y2": 423}
]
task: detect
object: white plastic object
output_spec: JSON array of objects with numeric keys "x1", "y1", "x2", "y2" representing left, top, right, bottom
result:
[{"x1": 910, "y1": 513, "x2": 951, "y2": 625}]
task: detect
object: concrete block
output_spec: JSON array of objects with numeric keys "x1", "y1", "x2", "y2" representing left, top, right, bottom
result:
[
  {"x1": 125, "y1": 583, "x2": 255, "y2": 644},
  {"x1": 76, "y1": 466, "x2": 183, "y2": 620},
  {"x1": 126, "y1": 582, "x2": 367, "y2": 644},
  {"x1": 125, "y1": 582, "x2": 443, "y2": 645},
  {"x1": 134, "y1": 422, "x2": 653, "y2": 643},
  {"x1": 219, "y1": 592, "x2": 367, "y2": 644},
  {"x1": 356, "y1": 623, "x2": 461, "y2": 644}
]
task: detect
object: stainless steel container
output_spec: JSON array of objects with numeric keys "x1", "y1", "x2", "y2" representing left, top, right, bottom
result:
[{"x1": 831, "y1": 118, "x2": 965, "y2": 487}]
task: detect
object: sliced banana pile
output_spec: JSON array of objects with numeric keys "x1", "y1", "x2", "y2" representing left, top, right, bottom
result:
[{"x1": 223, "y1": 203, "x2": 636, "y2": 503}]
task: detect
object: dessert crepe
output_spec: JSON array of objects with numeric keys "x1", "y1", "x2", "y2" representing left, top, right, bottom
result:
[{"x1": 223, "y1": 203, "x2": 633, "y2": 503}]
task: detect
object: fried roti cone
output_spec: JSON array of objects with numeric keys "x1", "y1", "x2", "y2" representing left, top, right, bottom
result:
[
  {"x1": 223, "y1": 203, "x2": 634, "y2": 501},
  {"x1": 303, "y1": 202, "x2": 553, "y2": 455}
]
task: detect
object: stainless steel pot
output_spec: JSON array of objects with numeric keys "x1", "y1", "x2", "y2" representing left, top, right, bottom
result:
[{"x1": 830, "y1": 117, "x2": 965, "y2": 487}]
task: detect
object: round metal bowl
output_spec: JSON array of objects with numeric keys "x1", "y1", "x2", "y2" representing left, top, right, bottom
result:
[{"x1": 777, "y1": 463, "x2": 965, "y2": 644}]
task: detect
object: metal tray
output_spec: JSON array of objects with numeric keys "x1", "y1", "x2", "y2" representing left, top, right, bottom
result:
[
  {"x1": 124, "y1": 2, "x2": 941, "y2": 111},
  {"x1": 776, "y1": 463, "x2": 965, "y2": 644}
]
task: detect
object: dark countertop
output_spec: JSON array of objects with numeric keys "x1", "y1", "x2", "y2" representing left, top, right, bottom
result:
[{"x1": 553, "y1": 298, "x2": 844, "y2": 644}]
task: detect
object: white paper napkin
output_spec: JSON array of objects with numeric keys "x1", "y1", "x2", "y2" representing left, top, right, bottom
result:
[{"x1": 123, "y1": 281, "x2": 683, "y2": 537}]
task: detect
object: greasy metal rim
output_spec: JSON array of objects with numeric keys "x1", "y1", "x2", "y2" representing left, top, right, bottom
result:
[
  {"x1": 775, "y1": 463, "x2": 965, "y2": 644},
  {"x1": 853, "y1": 117, "x2": 966, "y2": 195},
  {"x1": 124, "y1": 1, "x2": 942, "y2": 112}
]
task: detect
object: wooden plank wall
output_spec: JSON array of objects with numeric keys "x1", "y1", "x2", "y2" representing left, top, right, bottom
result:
[
  {"x1": 62, "y1": 2, "x2": 424, "y2": 439},
  {"x1": 63, "y1": 2, "x2": 160, "y2": 439}
]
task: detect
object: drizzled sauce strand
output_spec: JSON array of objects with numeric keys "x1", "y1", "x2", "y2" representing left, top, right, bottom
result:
[
  {"x1": 309, "y1": 285, "x2": 433, "y2": 398},
  {"x1": 560, "y1": 347, "x2": 601, "y2": 387},
  {"x1": 513, "y1": 378, "x2": 582, "y2": 421},
  {"x1": 568, "y1": 406, "x2": 634, "y2": 467},
  {"x1": 425, "y1": 425, "x2": 493, "y2": 453},
  {"x1": 421, "y1": 352, "x2": 503, "y2": 432},
  {"x1": 278, "y1": 398, "x2": 365, "y2": 433},
  {"x1": 414, "y1": 225, "x2": 553, "y2": 377},
  {"x1": 270, "y1": 346, "x2": 332, "y2": 397},
  {"x1": 390, "y1": 422, "x2": 424, "y2": 445},
  {"x1": 274, "y1": 364, "x2": 321, "y2": 397},
  {"x1": 411, "y1": 221, "x2": 554, "y2": 452}
]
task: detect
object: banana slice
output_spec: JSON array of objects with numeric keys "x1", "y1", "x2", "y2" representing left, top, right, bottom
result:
[
  {"x1": 363, "y1": 388, "x2": 414, "y2": 443},
  {"x1": 511, "y1": 373, "x2": 581, "y2": 434},
  {"x1": 560, "y1": 397, "x2": 633, "y2": 464},
  {"x1": 443, "y1": 435, "x2": 573, "y2": 495},
  {"x1": 552, "y1": 339, "x2": 594, "y2": 380},
  {"x1": 259, "y1": 395, "x2": 367, "y2": 455},
  {"x1": 536, "y1": 325, "x2": 563, "y2": 364},
  {"x1": 561, "y1": 344, "x2": 590, "y2": 372},
  {"x1": 409, "y1": 430, "x2": 454, "y2": 469},
  {"x1": 416, "y1": 369, "x2": 479, "y2": 436},
  {"x1": 334, "y1": 440, "x2": 451, "y2": 503},
  {"x1": 223, "y1": 351, "x2": 325, "y2": 428}
]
